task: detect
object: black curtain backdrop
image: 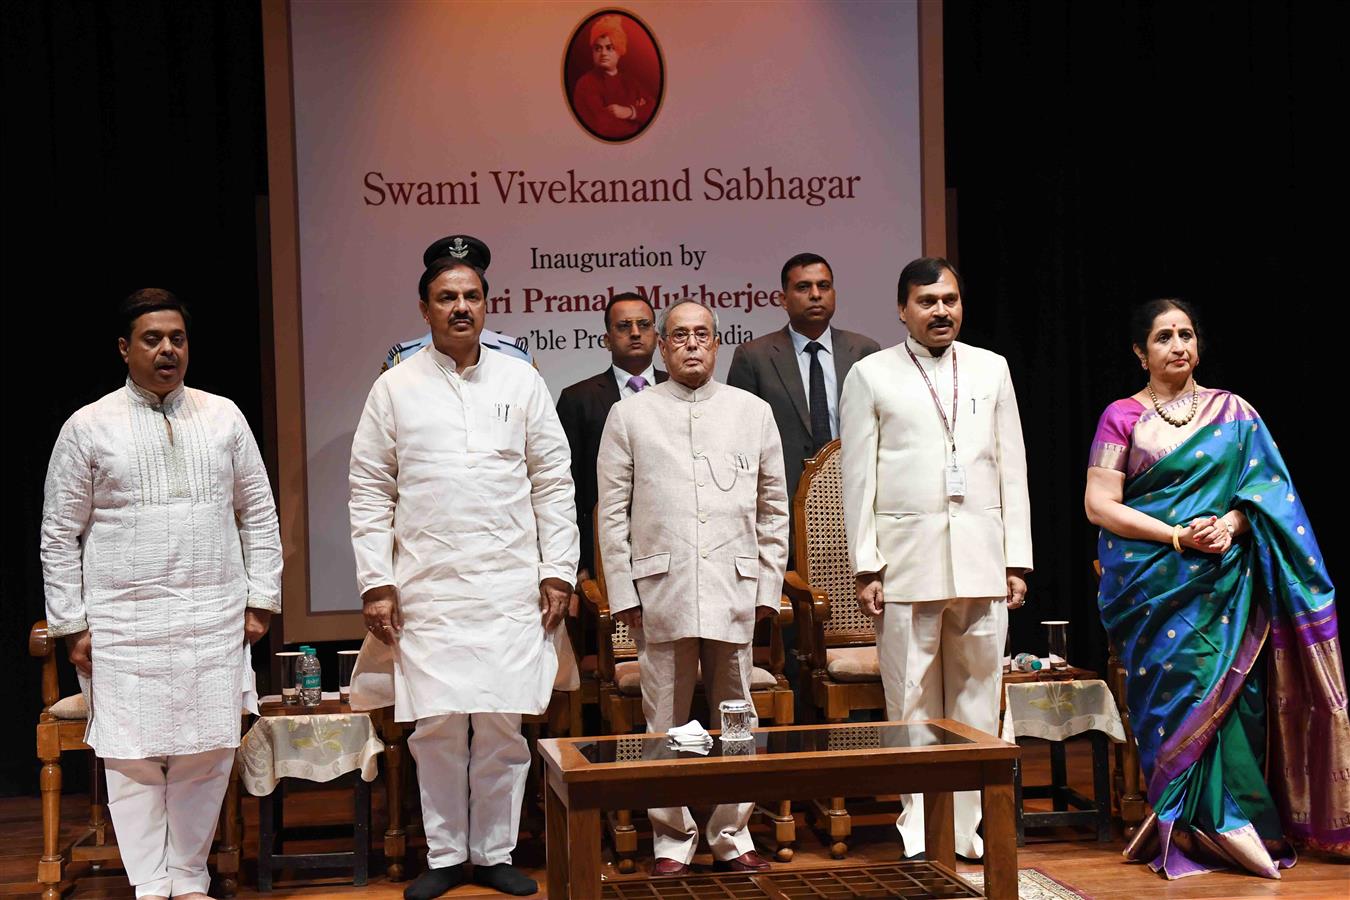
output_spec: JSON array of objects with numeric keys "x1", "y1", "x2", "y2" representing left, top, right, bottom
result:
[
  {"x1": 1, "y1": 1, "x2": 269, "y2": 795},
  {"x1": 0, "y1": 0, "x2": 1343, "y2": 796},
  {"x1": 942, "y1": 0, "x2": 1346, "y2": 676}
]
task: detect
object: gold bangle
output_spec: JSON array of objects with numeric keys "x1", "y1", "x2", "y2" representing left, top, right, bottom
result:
[{"x1": 1172, "y1": 524, "x2": 1183, "y2": 553}]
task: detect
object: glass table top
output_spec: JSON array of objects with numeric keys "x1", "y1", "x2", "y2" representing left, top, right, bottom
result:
[{"x1": 571, "y1": 723, "x2": 972, "y2": 765}]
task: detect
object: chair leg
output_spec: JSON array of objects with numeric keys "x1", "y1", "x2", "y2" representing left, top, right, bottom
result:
[
  {"x1": 90, "y1": 755, "x2": 108, "y2": 847},
  {"x1": 1013, "y1": 750, "x2": 1025, "y2": 847},
  {"x1": 217, "y1": 758, "x2": 241, "y2": 898},
  {"x1": 381, "y1": 719, "x2": 407, "y2": 881},
  {"x1": 38, "y1": 749, "x2": 63, "y2": 900},
  {"x1": 761, "y1": 800, "x2": 795, "y2": 861},
  {"x1": 609, "y1": 809, "x2": 638, "y2": 874}
]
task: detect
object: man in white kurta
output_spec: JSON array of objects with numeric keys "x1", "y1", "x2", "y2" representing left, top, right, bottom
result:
[
  {"x1": 841, "y1": 258, "x2": 1032, "y2": 861},
  {"x1": 349, "y1": 238, "x2": 577, "y2": 898},
  {"x1": 41, "y1": 290, "x2": 281, "y2": 900},
  {"x1": 597, "y1": 299, "x2": 789, "y2": 876}
]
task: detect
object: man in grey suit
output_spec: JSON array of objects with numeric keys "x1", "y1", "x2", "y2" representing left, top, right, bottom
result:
[
  {"x1": 597, "y1": 299, "x2": 789, "y2": 876},
  {"x1": 727, "y1": 252, "x2": 881, "y2": 518}
]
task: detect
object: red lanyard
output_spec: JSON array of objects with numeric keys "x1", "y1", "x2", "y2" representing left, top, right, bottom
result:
[{"x1": 904, "y1": 343, "x2": 958, "y2": 454}]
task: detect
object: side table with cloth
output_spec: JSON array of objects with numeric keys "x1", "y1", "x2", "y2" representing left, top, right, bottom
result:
[
  {"x1": 1000, "y1": 679, "x2": 1126, "y2": 843},
  {"x1": 237, "y1": 700, "x2": 385, "y2": 890}
]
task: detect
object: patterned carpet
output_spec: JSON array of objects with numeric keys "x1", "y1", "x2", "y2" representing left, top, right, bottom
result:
[{"x1": 961, "y1": 867, "x2": 1089, "y2": 899}]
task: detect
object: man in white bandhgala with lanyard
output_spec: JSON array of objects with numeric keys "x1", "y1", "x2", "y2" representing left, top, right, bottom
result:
[
  {"x1": 349, "y1": 235, "x2": 578, "y2": 898},
  {"x1": 41, "y1": 288, "x2": 281, "y2": 900},
  {"x1": 840, "y1": 257, "x2": 1032, "y2": 862}
]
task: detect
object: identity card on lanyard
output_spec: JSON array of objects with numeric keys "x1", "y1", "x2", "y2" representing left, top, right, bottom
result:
[{"x1": 904, "y1": 344, "x2": 965, "y2": 498}]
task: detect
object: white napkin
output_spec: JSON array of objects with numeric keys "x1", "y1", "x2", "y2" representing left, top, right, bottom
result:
[{"x1": 667, "y1": 720, "x2": 713, "y2": 746}]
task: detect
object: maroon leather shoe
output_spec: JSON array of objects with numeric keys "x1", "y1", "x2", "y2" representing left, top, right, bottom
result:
[
  {"x1": 721, "y1": 850, "x2": 771, "y2": 872},
  {"x1": 651, "y1": 858, "x2": 689, "y2": 876}
]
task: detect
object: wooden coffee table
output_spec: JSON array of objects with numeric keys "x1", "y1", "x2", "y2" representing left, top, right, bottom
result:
[{"x1": 538, "y1": 719, "x2": 1020, "y2": 899}]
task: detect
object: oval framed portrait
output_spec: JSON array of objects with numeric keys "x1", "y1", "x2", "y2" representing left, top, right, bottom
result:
[{"x1": 563, "y1": 8, "x2": 665, "y2": 144}]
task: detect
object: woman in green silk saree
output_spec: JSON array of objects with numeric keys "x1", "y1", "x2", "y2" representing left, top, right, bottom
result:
[{"x1": 1085, "y1": 300, "x2": 1348, "y2": 879}]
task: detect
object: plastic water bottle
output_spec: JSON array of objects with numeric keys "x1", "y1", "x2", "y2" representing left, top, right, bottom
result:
[
  {"x1": 298, "y1": 646, "x2": 323, "y2": 707},
  {"x1": 1012, "y1": 652, "x2": 1044, "y2": 672}
]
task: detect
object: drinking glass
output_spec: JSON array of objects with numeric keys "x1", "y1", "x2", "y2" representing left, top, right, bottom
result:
[
  {"x1": 276, "y1": 651, "x2": 303, "y2": 705},
  {"x1": 718, "y1": 699, "x2": 753, "y2": 742},
  {"x1": 1042, "y1": 620, "x2": 1069, "y2": 670},
  {"x1": 337, "y1": 650, "x2": 360, "y2": 705}
]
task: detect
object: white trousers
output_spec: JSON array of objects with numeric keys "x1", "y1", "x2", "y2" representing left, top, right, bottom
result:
[
  {"x1": 407, "y1": 712, "x2": 529, "y2": 868},
  {"x1": 636, "y1": 635, "x2": 757, "y2": 863},
  {"x1": 103, "y1": 748, "x2": 235, "y2": 898},
  {"x1": 875, "y1": 598, "x2": 1006, "y2": 859}
]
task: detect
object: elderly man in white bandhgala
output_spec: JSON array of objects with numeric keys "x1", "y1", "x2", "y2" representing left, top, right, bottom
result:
[
  {"x1": 41, "y1": 288, "x2": 281, "y2": 900},
  {"x1": 349, "y1": 235, "x2": 577, "y2": 899},
  {"x1": 597, "y1": 298, "x2": 789, "y2": 877}
]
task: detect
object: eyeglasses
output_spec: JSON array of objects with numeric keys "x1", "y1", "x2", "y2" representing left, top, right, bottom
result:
[
  {"x1": 613, "y1": 319, "x2": 654, "y2": 333},
  {"x1": 665, "y1": 328, "x2": 715, "y2": 347}
]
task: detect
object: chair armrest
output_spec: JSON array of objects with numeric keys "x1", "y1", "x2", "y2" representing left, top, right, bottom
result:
[
  {"x1": 30, "y1": 620, "x2": 62, "y2": 713},
  {"x1": 580, "y1": 579, "x2": 617, "y2": 682},
  {"x1": 579, "y1": 578, "x2": 608, "y2": 616},
  {"x1": 29, "y1": 620, "x2": 52, "y2": 659},
  {"x1": 776, "y1": 593, "x2": 794, "y2": 626},
  {"x1": 782, "y1": 571, "x2": 830, "y2": 668}
]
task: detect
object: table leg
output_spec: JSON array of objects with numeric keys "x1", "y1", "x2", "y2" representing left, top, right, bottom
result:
[
  {"x1": 1012, "y1": 749, "x2": 1025, "y2": 847},
  {"x1": 1091, "y1": 731, "x2": 1112, "y2": 842},
  {"x1": 981, "y1": 761, "x2": 1018, "y2": 900},
  {"x1": 354, "y1": 774, "x2": 370, "y2": 886},
  {"x1": 565, "y1": 806, "x2": 600, "y2": 900},
  {"x1": 545, "y1": 780, "x2": 569, "y2": 900},
  {"x1": 1050, "y1": 741, "x2": 1068, "y2": 810},
  {"x1": 923, "y1": 790, "x2": 955, "y2": 871},
  {"x1": 257, "y1": 791, "x2": 275, "y2": 893}
]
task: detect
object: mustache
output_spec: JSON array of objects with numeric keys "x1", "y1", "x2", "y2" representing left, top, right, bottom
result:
[{"x1": 928, "y1": 318, "x2": 953, "y2": 328}]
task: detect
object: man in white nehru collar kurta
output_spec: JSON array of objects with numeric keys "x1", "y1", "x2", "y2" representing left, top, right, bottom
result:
[
  {"x1": 349, "y1": 235, "x2": 578, "y2": 898},
  {"x1": 841, "y1": 257, "x2": 1032, "y2": 862},
  {"x1": 41, "y1": 288, "x2": 281, "y2": 900}
]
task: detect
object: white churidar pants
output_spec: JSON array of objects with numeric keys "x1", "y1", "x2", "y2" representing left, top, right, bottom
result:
[
  {"x1": 875, "y1": 598, "x2": 1007, "y2": 859},
  {"x1": 636, "y1": 635, "x2": 757, "y2": 863},
  {"x1": 406, "y1": 712, "x2": 529, "y2": 868},
  {"x1": 103, "y1": 748, "x2": 235, "y2": 898}
]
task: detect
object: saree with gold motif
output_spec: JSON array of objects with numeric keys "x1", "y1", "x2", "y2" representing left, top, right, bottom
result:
[{"x1": 1090, "y1": 388, "x2": 1348, "y2": 878}]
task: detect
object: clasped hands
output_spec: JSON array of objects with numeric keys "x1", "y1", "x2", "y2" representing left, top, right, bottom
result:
[
  {"x1": 361, "y1": 579, "x2": 572, "y2": 646},
  {"x1": 1175, "y1": 515, "x2": 1234, "y2": 554}
]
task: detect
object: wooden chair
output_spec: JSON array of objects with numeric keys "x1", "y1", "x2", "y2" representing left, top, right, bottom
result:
[
  {"x1": 1094, "y1": 560, "x2": 1147, "y2": 834},
  {"x1": 29, "y1": 620, "x2": 243, "y2": 900},
  {"x1": 579, "y1": 534, "x2": 797, "y2": 869},
  {"x1": 779, "y1": 439, "x2": 890, "y2": 856}
]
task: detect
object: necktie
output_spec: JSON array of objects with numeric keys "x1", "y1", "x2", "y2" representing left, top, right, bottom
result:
[
  {"x1": 805, "y1": 341, "x2": 831, "y2": 453},
  {"x1": 626, "y1": 375, "x2": 648, "y2": 394}
]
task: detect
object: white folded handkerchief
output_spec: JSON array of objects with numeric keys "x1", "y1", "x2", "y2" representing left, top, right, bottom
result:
[{"x1": 668, "y1": 720, "x2": 712, "y2": 744}]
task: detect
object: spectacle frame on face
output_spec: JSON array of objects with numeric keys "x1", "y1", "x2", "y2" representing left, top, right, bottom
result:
[
  {"x1": 612, "y1": 318, "x2": 654, "y2": 333},
  {"x1": 666, "y1": 327, "x2": 714, "y2": 347}
]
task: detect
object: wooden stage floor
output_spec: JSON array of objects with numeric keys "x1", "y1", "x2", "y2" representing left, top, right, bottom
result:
[{"x1": 2, "y1": 738, "x2": 1345, "y2": 899}]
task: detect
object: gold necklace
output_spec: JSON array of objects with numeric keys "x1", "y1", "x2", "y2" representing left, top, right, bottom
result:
[{"x1": 1147, "y1": 379, "x2": 1198, "y2": 427}]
